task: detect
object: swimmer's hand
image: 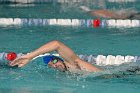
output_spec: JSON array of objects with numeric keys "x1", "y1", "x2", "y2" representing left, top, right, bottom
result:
[{"x1": 9, "y1": 56, "x2": 31, "y2": 67}]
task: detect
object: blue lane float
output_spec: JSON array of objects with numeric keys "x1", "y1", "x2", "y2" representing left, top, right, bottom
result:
[{"x1": 0, "y1": 18, "x2": 140, "y2": 28}]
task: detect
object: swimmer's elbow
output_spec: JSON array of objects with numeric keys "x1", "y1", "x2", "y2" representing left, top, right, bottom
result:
[{"x1": 52, "y1": 40, "x2": 61, "y2": 45}]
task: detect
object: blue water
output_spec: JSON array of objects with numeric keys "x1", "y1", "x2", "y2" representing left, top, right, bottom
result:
[{"x1": 0, "y1": 1, "x2": 140, "y2": 93}]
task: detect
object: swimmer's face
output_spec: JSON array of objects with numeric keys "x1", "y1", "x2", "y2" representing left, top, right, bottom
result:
[{"x1": 48, "y1": 60, "x2": 66, "y2": 71}]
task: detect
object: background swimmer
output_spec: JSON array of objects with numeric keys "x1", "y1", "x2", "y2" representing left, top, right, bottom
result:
[
  {"x1": 80, "y1": 6, "x2": 140, "y2": 19},
  {"x1": 9, "y1": 40, "x2": 101, "y2": 73}
]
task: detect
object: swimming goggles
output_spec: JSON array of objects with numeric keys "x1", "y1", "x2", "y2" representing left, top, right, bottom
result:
[{"x1": 52, "y1": 58, "x2": 59, "y2": 64}]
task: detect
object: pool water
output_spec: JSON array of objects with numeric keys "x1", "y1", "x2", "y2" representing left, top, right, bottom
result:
[
  {"x1": 0, "y1": 1, "x2": 140, "y2": 93},
  {"x1": 0, "y1": 0, "x2": 140, "y2": 18}
]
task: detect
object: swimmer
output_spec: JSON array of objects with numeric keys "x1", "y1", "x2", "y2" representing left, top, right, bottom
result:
[
  {"x1": 80, "y1": 6, "x2": 140, "y2": 19},
  {"x1": 9, "y1": 40, "x2": 101, "y2": 73}
]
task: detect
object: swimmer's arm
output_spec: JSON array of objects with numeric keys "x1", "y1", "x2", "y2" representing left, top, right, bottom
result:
[
  {"x1": 80, "y1": 6, "x2": 128, "y2": 19},
  {"x1": 89, "y1": 9, "x2": 128, "y2": 19},
  {"x1": 10, "y1": 40, "x2": 78, "y2": 67}
]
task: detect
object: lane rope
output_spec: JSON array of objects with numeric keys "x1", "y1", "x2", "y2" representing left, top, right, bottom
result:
[
  {"x1": 0, "y1": 18, "x2": 140, "y2": 28},
  {"x1": 0, "y1": 52, "x2": 139, "y2": 66}
]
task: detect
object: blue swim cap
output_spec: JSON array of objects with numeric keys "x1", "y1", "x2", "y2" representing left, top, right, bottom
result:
[{"x1": 43, "y1": 55, "x2": 64, "y2": 65}]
